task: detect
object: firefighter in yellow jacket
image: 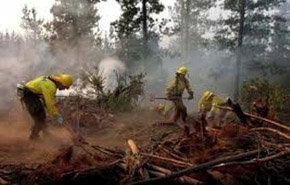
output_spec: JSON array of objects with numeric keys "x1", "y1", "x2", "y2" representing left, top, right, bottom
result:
[
  {"x1": 198, "y1": 90, "x2": 228, "y2": 127},
  {"x1": 20, "y1": 74, "x2": 73, "y2": 139},
  {"x1": 166, "y1": 67, "x2": 194, "y2": 126}
]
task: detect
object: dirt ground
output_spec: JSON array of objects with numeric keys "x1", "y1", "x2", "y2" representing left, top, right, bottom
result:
[
  {"x1": 1, "y1": 101, "x2": 289, "y2": 185},
  {"x1": 0, "y1": 103, "x2": 177, "y2": 166}
]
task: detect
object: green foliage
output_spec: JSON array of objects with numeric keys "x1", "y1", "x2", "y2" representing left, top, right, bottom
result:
[
  {"x1": 45, "y1": 0, "x2": 100, "y2": 45},
  {"x1": 44, "y1": 0, "x2": 103, "y2": 69},
  {"x1": 215, "y1": 0, "x2": 288, "y2": 64},
  {"x1": 100, "y1": 72, "x2": 146, "y2": 111},
  {"x1": 241, "y1": 78, "x2": 290, "y2": 114},
  {"x1": 112, "y1": 0, "x2": 164, "y2": 71},
  {"x1": 264, "y1": 15, "x2": 290, "y2": 72},
  {"x1": 80, "y1": 66, "x2": 105, "y2": 95},
  {"x1": 214, "y1": 0, "x2": 289, "y2": 99},
  {"x1": 80, "y1": 67, "x2": 146, "y2": 112},
  {"x1": 112, "y1": 0, "x2": 164, "y2": 39},
  {"x1": 112, "y1": 0, "x2": 140, "y2": 39}
]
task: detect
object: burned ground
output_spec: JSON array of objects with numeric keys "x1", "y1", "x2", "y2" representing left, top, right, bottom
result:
[{"x1": 0, "y1": 99, "x2": 289, "y2": 185}]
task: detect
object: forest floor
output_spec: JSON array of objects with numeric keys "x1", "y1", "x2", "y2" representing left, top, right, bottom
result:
[{"x1": 0, "y1": 101, "x2": 288, "y2": 185}]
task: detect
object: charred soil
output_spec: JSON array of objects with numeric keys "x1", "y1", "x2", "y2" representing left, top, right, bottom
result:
[{"x1": 0, "y1": 100, "x2": 289, "y2": 185}]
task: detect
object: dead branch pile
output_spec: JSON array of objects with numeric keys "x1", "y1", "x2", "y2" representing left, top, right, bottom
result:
[
  {"x1": 1, "y1": 103, "x2": 289, "y2": 185},
  {"x1": 59, "y1": 96, "x2": 113, "y2": 127}
]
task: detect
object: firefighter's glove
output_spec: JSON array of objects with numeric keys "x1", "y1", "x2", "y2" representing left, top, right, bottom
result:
[
  {"x1": 188, "y1": 91, "x2": 194, "y2": 100},
  {"x1": 56, "y1": 115, "x2": 64, "y2": 125}
]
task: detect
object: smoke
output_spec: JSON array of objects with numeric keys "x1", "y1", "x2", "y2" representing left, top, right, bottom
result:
[
  {"x1": 0, "y1": 32, "x2": 100, "y2": 117},
  {"x1": 143, "y1": 47, "x2": 236, "y2": 111},
  {"x1": 98, "y1": 57, "x2": 126, "y2": 92},
  {"x1": 0, "y1": 37, "x2": 55, "y2": 115}
]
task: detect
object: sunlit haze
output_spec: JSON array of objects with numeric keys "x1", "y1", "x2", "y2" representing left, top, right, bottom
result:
[{"x1": 0, "y1": 0, "x2": 175, "y2": 34}]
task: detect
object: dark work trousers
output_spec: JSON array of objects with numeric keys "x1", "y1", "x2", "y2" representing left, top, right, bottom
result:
[
  {"x1": 22, "y1": 89, "x2": 46, "y2": 139},
  {"x1": 171, "y1": 97, "x2": 187, "y2": 123}
]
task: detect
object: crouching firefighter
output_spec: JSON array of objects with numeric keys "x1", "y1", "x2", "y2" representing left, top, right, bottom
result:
[
  {"x1": 17, "y1": 74, "x2": 73, "y2": 140},
  {"x1": 198, "y1": 90, "x2": 228, "y2": 128},
  {"x1": 166, "y1": 67, "x2": 194, "y2": 131}
]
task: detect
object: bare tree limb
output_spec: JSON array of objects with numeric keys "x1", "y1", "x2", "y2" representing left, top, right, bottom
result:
[
  {"x1": 131, "y1": 150, "x2": 260, "y2": 185},
  {"x1": 146, "y1": 164, "x2": 204, "y2": 184},
  {"x1": 216, "y1": 106, "x2": 290, "y2": 132},
  {"x1": 140, "y1": 153, "x2": 193, "y2": 167},
  {"x1": 251, "y1": 127, "x2": 290, "y2": 140},
  {"x1": 213, "y1": 151, "x2": 289, "y2": 168}
]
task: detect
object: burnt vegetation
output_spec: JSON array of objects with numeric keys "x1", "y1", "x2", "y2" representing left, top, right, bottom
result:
[{"x1": 0, "y1": 0, "x2": 290, "y2": 184}]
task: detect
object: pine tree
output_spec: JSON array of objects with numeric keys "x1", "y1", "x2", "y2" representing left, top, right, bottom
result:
[
  {"x1": 268, "y1": 15, "x2": 290, "y2": 65},
  {"x1": 45, "y1": 0, "x2": 102, "y2": 66},
  {"x1": 215, "y1": 0, "x2": 286, "y2": 100},
  {"x1": 169, "y1": 0, "x2": 216, "y2": 64},
  {"x1": 112, "y1": 0, "x2": 164, "y2": 71},
  {"x1": 46, "y1": 0, "x2": 100, "y2": 45}
]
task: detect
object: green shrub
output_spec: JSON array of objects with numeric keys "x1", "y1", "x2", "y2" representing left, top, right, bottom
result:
[
  {"x1": 240, "y1": 78, "x2": 290, "y2": 119},
  {"x1": 80, "y1": 66, "x2": 145, "y2": 112}
]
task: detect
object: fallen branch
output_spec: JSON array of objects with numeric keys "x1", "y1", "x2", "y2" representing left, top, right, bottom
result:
[
  {"x1": 147, "y1": 164, "x2": 203, "y2": 185},
  {"x1": 251, "y1": 127, "x2": 290, "y2": 140},
  {"x1": 131, "y1": 150, "x2": 260, "y2": 185},
  {"x1": 90, "y1": 145, "x2": 124, "y2": 158},
  {"x1": 216, "y1": 106, "x2": 290, "y2": 132},
  {"x1": 246, "y1": 114, "x2": 290, "y2": 132},
  {"x1": 140, "y1": 153, "x2": 193, "y2": 167},
  {"x1": 261, "y1": 141, "x2": 290, "y2": 151},
  {"x1": 213, "y1": 151, "x2": 289, "y2": 168},
  {"x1": 127, "y1": 140, "x2": 150, "y2": 180},
  {"x1": 160, "y1": 147, "x2": 188, "y2": 162}
]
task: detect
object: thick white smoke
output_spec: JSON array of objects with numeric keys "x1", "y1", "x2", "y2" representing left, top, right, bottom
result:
[
  {"x1": 98, "y1": 57, "x2": 126, "y2": 92},
  {"x1": 0, "y1": 39, "x2": 54, "y2": 115}
]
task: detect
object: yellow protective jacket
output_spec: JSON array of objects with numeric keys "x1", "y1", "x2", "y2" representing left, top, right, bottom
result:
[
  {"x1": 166, "y1": 76, "x2": 193, "y2": 98},
  {"x1": 198, "y1": 94, "x2": 225, "y2": 114},
  {"x1": 25, "y1": 76, "x2": 60, "y2": 116}
]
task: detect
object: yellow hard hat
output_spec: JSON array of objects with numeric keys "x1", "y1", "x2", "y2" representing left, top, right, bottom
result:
[
  {"x1": 204, "y1": 90, "x2": 214, "y2": 100},
  {"x1": 51, "y1": 73, "x2": 73, "y2": 87},
  {"x1": 176, "y1": 66, "x2": 188, "y2": 75}
]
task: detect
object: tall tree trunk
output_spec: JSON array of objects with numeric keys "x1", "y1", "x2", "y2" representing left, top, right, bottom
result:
[
  {"x1": 184, "y1": 0, "x2": 190, "y2": 64},
  {"x1": 32, "y1": 9, "x2": 37, "y2": 45},
  {"x1": 142, "y1": 0, "x2": 148, "y2": 45},
  {"x1": 142, "y1": 0, "x2": 148, "y2": 69},
  {"x1": 234, "y1": 0, "x2": 246, "y2": 101},
  {"x1": 180, "y1": 0, "x2": 185, "y2": 64}
]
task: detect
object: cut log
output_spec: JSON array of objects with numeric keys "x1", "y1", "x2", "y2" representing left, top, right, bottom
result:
[
  {"x1": 127, "y1": 140, "x2": 150, "y2": 180},
  {"x1": 128, "y1": 139, "x2": 139, "y2": 154}
]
